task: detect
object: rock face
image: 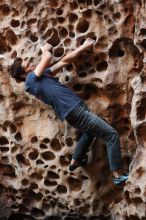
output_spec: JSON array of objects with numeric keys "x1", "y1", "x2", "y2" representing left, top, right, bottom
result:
[{"x1": 0, "y1": 0, "x2": 146, "y2": 219}]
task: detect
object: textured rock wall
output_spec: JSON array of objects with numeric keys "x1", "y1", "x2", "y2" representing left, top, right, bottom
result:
[{"x1": 0, "y1": 0, "x2": 146, "y2": 219}]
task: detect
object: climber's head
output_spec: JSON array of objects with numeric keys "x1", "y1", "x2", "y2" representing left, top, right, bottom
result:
[{"x1": 10, "y1": 58, "x2": 34, "y2": 82}]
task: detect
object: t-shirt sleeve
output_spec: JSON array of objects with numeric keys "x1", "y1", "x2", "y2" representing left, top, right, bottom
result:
[
  {"x1": 25, "y1": 72, "x2": 38, "y2": 93},
  {"x1": 44, "y1": 67, "x2": 52, "y2": 76}
]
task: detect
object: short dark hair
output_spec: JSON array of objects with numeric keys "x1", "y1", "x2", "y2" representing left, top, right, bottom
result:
[{"x1": 10, "y1": 58, "x2": 26, "y2": 82}]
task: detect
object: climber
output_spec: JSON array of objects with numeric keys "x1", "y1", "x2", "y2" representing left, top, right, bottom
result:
[{"x1": 10, "y1": 38, "x2": 128, "y2": 185}]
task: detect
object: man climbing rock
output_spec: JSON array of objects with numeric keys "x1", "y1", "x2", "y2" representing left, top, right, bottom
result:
[{"x1": 10, "y1": 38, "x2": 128, "y2": 185}]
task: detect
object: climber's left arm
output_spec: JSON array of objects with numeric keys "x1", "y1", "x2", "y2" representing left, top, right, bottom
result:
[{"x1": 50, "y1": 38, "x2": 95, "y2": 75}]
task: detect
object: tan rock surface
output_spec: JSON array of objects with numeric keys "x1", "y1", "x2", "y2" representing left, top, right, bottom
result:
[{"x1": 0, "y1": 0, "x2": 145, "y2": 219}]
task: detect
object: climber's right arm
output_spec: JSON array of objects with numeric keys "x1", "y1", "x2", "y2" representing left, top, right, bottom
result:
[{"x1": 34, "y1": 43, "x2": 52, "y2": 77}]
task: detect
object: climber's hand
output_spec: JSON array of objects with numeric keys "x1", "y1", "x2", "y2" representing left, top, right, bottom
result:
[{"x1": 40, "y1": 43, "x2": 52, "y2": 53}]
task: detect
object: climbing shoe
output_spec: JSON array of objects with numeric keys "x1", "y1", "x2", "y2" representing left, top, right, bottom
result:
[
  {"x1": 113, "y1": 173, "x2": 129, "y2": 185},
  {"x1": 69, "y1": 156, "x2": 88, "y2": 172}
]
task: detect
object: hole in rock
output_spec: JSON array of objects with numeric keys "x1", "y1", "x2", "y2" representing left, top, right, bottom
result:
[
  {"x1": 7, "y1": 29, "x2": 17, "y2": 45},
  {"x1": 59, "y1": 27, "x2": 68, "y2": 38},
  {"x1": 44, "y1": 179, "x2": 57, "y2": 187},
  {"x1": 135, "y1": 166, "x2": 145, "y2": 177},
  {"x1": 14, "y1": 132, "x2": 22, "y2": 141},
  {"x1": 1, "y1": 156, "x2": 9, "y2": 163},
  {"x1": 31, "y1": 208, "x2": 45, "y2": 218},
  {"x1": 79, "y1": 72, "x2": 87, "y2": 77},
  {"x1": 64, "y1": 38, "x2": 71, "y2": 46},
  {"x1": 64, "y1": 171, "x2": 68, "y2": 175},
  {"x1": 42, "y1": 138, "x2": 50, "y2": 143},
  {"x1": 137, "y1": 97, "x2": 146, "y2": 121},
  {"x1": 69, "y1": 2, "x2": 78, "y2": 10},
  {"x1": 74, "y1": 198, "x2": 81, "y2": 206},
  {"x1": 135, "y1": 187, "x2": 141, "y2": 195},
  {"x1": 0, "y1": 163, "x2": 16, "y2": 177},
  {"x1": 96, "y1": 61, "x2": 108, "y2": 71},
  {"x1": 47, "y1": 29, "x2": 60, "y2": 47},
  {"x1": 68, "y1": 13, "x2": 78, "y2": 23},
  {"x1": 29, "y1": 149, "x2": 39, "y2": 160},
  {"x1": 0, "y1": 4, "x2": 10, "y2": 16},
  {"x1": 69, "y1": 32, "x2": 75, "y2": 38},
  {"x1": 65, "y1": 137, "x2": 73, "y2": 147},
  {"x1": 77, "y1": 20, "x2": 89, "y2": 33},
  {"x1": 0, "y1": 136, "x2": 9, "y2": 145},
  {"x1": 49, "y1": 0, "x2": 58, "y2": 8},
  {"x1": 83, "y1": 9, "x2": 92, "y2": 18},
  {"x1": 41, "y1": 151, "x2": 55, "y2": 160},
  {"x1": 73, "y1": 84, "x2": 83, "y2": 92},
  {"x1": 78, "y1": 204, "x2": 90, "y2": 215},
  {"x1": 16, "y1": 154, "x2": 30, "y2": 166},
  {"x1": 56, "y1": 9, "x2": 63, "y2": 15},
  {"x1": 25, "y1": 4, "x2": 33, "y2": 15},
  {"x1": 81, "y1": 175, "x2": 89, "y2": 180},
  {"x1": 3, "y1": 121, "x2": 17, "y2": 134},
  {"x1": 51, "y1": 18, "x2": 57, "y2": 26},
  {"x1": 66, "y1": 64, "x2": 73, "y2": 71},
  {"x1": 94, "y1": 55, "x2": 99, "y2": 62},
  {"x1": 65, "y1": 76, "x2": 70, "y2": 81},
  {"x1": 84, "y1": 83, "x2": 97, "y2": 95},
  {"x1": 99, "y1": 3, "x2": 106, "y2": 10},
  {"x1": 29, "y1": 182, "x2": 38, "y2": 190},
  {"x1": 42, "y1": 202, "x2": 51, "y2": 211},
  {"x1": 19, "y1": 205, "x2": 29, "y2": 213},
  {"x1": 54, "y1": 47, "x2": 64, "y2": 57},
  {"x1": 0, "y1": 95, "x2": 4, "y2": 101},
  {"x1": 47, "y1": 171, "x2": 59, "y2": 179},
  {"x1": 11, "y1": 145, "x2": 20, "y2": 153},
  {"x1": 30, "y1": 136, "x2": 38, "y2": 143},
  {"x1": 10, "y1": 19, "x2": 20, "y2": 27},
  {"x1": 43, "y1": 28, "x2": 52, "y2": 39},
  {"x1": 21, "y1": 179, "x2": 29, "y2": 186},
  {"x1": 40, "y1": 143, "x2": 48, "y2": 149},
  {"x1": 28, "y1": 190, "x2": 43, "y2": 202},
  {"x1": 113, "y1": 12, "x2": 121, "y2": 21},
  {"x1": 85, "y1": 62, "x2": 92, "y2": 69},
  {"x1": 0, "y1": 147, "x2": 9, "y2": 152},
  {"x1": 29, "y1": 34, "x2": 38, "y2": 42},
  {"x1": 50, "y1": 138, "x2": 61, "y2": 151},
  {"x1": 56, "y1": 185, "x2": 67, "y2": 194},
  {"x1": 57, "y1": 17, "x2": 65, "y2": 23},
  {"x1": 67, "y1": 177, "x2": 83, "y2": 191},
  {"x1": 11, "y1": 203, "x2": 19, "y2": 210},
  {"x1": 140, "y1": 28, "x2": 146, "y2": 35},
  {"x1": 137, "y1": 123, "x2": 146, "y2": 146},
  {"x1": 58, "y1": 202, "x2": 66, "y2": 209},
  {"x1": 36, "y1": 159, "x2": 44, "y2": 165},
  {"x1": 128, "y1": 131, "x2": 134, "y2": 140},
  {"x1": 50, "y1": 165, "x2": 56, "y2": 169},
  {"x1": 109, "y1": 40, "x2": 125, "y2": 57},
  {"x1": 89, "y1": 69, "x2": 95, "y2": 74},
  {"x1": 31, "y1": 172, "x2": 43, "y2": 181},
  {"x1": 27, "y1": 18, "x2": 37, "y2": 25}
]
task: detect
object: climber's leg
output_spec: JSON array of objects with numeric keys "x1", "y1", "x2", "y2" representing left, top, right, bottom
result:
[
  {"x1": 65, "y1": 102, "x2": 128, "y2": 183},
  {"x1": 69, "y1": 132, "x2": 94, "y2": 171},
  {"x1": 72, "y1": 132, "x2": 94, "y2": 161}
]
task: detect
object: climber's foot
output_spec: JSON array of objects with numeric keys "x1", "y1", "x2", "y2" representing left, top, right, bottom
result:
[
  {"x1": 69, "y1": 156, "x2": 88, "y2": 172},
  {"x1": 113, "y1": 173, "x2": 129, "y2": 185}
]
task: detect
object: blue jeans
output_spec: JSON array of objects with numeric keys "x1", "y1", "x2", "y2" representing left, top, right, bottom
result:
[{"x1": 65, "y1": 102, "x2": 122, "y2": 171}]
